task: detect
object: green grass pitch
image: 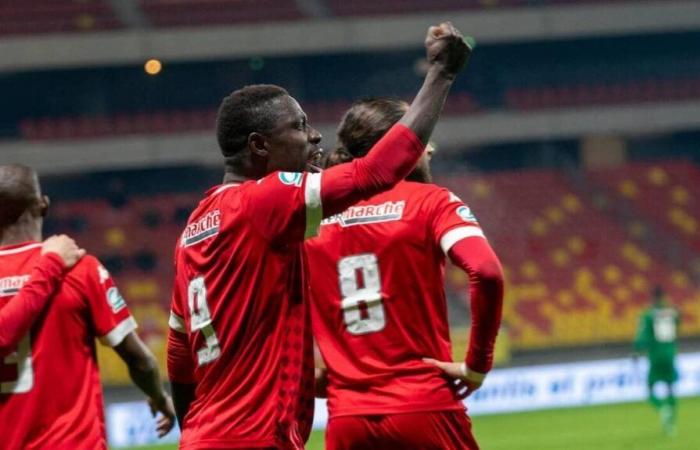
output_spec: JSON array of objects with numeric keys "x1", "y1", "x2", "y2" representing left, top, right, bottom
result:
[{"x1": 118, "y1": 396, "x2": 700, "y2": 450}]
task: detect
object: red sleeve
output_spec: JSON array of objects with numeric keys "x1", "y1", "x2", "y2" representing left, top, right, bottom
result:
[
  {"x1": 242, "y1": 171, "x2": 311, "y2": 244},
  {"x1": 80, "y1": 256, "x2": 137, "y2": 347},
  {"x1": 167, "y1": 250, "x2": 196, "y2": 384},
  {"x1": 0, "y1": 253, "x2": 65, "y2": 357},
  {"x1": 320, "y1": 124, "x2": 425, "y2": 217},
  {"x1": 448, "y1": 237, "x2": 504, "y2": 374},
  {"x1": 244, "y1": 124, "x2": 425, "y2": 244},
  {"x1": 167, "y1": 328, "x2": 196, "y2": 384},
  {"x1": 424, "y1": 188, "x2": 484, "y2": 253}
]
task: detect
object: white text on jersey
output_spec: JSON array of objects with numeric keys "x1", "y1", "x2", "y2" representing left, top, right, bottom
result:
[
  {"x1": 322, "y1": 201, "x2": 405, "y2": 227},
  {"x1": 181, "y1": 210, "x2": 221, "y2": 247}
]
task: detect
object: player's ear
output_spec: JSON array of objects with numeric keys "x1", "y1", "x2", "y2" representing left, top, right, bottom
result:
[
  {"x1": 248, "y1": 132, "x2": 269, "y2": 158},
  {"x1": 40, "y1": 195, "x2": 50, "y2": 217}
]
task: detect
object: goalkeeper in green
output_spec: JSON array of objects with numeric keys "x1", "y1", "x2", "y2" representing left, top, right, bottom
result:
[{"x1": 633, "y1": 286, "x2": 680, "y2": 435}]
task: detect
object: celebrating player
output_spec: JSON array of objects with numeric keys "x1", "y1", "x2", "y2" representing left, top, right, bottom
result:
[
  {"x1": 0, "y1": 164, "x2": 175, "y2": 450},
  {"x1": 634, "y1": 286, "x2": 680, "y2": 435},
  {"x1": 306, "y1": 98, "x2": 504, "y2": 450},
  {"x1": 166, "y1": 22, "x2": 471, "y2": 449}
]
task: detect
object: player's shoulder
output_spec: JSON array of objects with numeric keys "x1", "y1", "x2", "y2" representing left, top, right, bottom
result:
[
  {"x1": 68, "y1": 253, "x2": 102, "y2": 276},
  {"x1": 64, "y1": 253, "x2": 109, "y2": 287}
]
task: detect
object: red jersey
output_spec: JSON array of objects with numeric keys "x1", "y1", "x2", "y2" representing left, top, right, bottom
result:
[
  {"x1": 168, "y1": 173, "x2": 323, "y2": 449},
  {"x1": 305, "y1": 181, "x2": 485, "y2": 417},
  {"x1": 0, "y1": 242, "x2": 137, "y2": 450}
]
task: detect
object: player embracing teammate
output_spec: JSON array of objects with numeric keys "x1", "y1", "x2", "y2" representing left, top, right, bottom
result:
[{"x1": 167, "y1": 22, "x2": 472, "y2": 450}]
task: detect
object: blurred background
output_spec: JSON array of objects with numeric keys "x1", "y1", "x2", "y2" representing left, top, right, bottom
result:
[{"x1": 1, "y1": 0, "x2": 700, "y2": 449}]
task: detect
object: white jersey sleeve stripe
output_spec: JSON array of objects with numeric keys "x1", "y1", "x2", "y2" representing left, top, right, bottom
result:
[
  {"x1": 304, "y1": 172, "x2": 323, "y2": 239},
  {"x1": 169, "y1": 311, "x2": 187, "y2": 334},
  {"x1": 440, "y1": 226, "x2": 485, "y2": 254},
  {"x1": 99, "y1": 316, "x2": 138, "y2": 347}
]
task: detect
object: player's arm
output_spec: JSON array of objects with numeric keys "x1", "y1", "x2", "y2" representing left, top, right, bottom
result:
[
  {"x1": 633, "y1": 314, "x2": 651, "y2": 353},
  {"x1": 113, "y1": 333, "x2": 175, "y2": 437},
  {"x1": 425, "y1": 237, "x2": 504, "y2": 397},
  {"x1": 81, "y1": 255, "x2": 174, "y2": 436},
  {"x1": 166, "y1": 269, "x2": 197, "y2": 427},
  {"x1": 167, "y1": 327, "x2": 197, "y2": 426},
  {"x1": 0, "y1": 235, "x2": 84, "y2": 357},
  {"x1": 422, "y1": 192, "x2": 504, "y2": 397},
  {"x1": 319, "y1": 22, "x2": 473, "y2": 218}
]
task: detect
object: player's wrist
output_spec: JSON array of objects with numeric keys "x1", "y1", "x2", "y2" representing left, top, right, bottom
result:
[
  {"x1": 461, "y1": 362, "x2": 487, "y2": 384},
  {"x1": 427, "y1": 63, "x2": 458, "y2": 81}
]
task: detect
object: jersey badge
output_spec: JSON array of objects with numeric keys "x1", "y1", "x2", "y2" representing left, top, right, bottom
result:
[
  {"x1": 106, "y1": 287, "x2": 127, "y2": 313},
  {"x1": 456, "y1": 205, "x2": 478, "y2": 223},
  {"x1": 278, "y1": 172, "x2": 303, "y2": 187}
]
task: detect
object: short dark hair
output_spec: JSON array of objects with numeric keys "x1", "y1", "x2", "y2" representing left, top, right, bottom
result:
[
  {"x1": 216, "y1": 84, "x2": 289, "y2": 160},
  {"x1": 336, "y1": 97, "x2": 408, "y2": 159},
  {"x1": 0, "y1": 164, "x2": 39, "y2": 228}
]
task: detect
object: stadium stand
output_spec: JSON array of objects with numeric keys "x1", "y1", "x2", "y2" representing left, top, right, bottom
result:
[
  {"x1": 41, "y1": 163, "x2": 700, "y2": 360},
  {"x1": 0, "y1": 0, "x2": 647, "y2": 37},
  {"x1": 440, "y1": 168, "x2": 700, "y2": 350},
  {"x1": 0, "y1": 0, "x2": 122, "y2": 36},
  {"x1": 139, "y1": 0, "x2": 304, "y2": 28}
]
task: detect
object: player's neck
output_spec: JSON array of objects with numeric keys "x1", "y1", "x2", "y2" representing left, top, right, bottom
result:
[
  {"x1": 223, "y1": 172, "x2": 248, "y2": 184},
  {"x1": 0, "y1": 222, "x2": 41, "y2": 247}
]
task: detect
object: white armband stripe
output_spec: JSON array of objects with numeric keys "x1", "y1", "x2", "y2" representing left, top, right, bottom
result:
[
  {"x1": 99, "y1": 316, "x2": 138, "y2": 347},
  {"x1": 304, "y1": 172, "x2": 323, "y2": 239},
  {"x1": 169, "y1": 311, "x2": 187, "y2": 334},
  {"x1": 440, "y1": 226, "x2": 485, "y2": 254}
]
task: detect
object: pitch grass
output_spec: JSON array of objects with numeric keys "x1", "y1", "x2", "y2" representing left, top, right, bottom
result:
[{"x1": 120, "y1": 396, "x2": 700, "y2": 450}]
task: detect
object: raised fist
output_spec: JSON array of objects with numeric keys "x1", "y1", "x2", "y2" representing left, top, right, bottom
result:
[
  {"x1": 425, "y1": 22, "x2": 473, "y2": 79},
  {"x1": 42, "y1": 234, "x2": 86, "y2": 269}
]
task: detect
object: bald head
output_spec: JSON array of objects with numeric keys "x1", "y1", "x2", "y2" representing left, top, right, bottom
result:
[{"x1": 0, "y1": 164, "x2": 43, "y2": 228}]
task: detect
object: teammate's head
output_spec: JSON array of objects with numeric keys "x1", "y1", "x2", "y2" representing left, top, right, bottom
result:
[
  {"x1": 327, "y1": 97, "x2": 432, "y2": 182},
  {"x1": 216, "y1": 84, "x2": 322, "y2": 178},
  {"x1": 0, "y1": 164, "x2": 49, "y2": 238},
  {"x1": 652, "y1": 286, "x2": 666, "y2": 306}
]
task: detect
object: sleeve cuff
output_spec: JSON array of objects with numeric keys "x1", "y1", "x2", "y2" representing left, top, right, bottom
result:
[
  {"x1": 461, "y1": 362, "x2": 487, "y2": 383},
  {"x1": 393, "y1": 123, "x2": 426, "y2": 156},
  {"x1": 440, "y1": 226, "x2": 485, "y2": 254},
  {"x1": 99, "y1": 316, "x2": 138, "y2": 347},
  {"x1": 304, "y1": 172, "x2": 323, "y2": 239}
]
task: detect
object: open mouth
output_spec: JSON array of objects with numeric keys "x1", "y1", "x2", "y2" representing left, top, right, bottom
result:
[{"x1": 307, "y1": 149, "x2": 323, "y2": 173}]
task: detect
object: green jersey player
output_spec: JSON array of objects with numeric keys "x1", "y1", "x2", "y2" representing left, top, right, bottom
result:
[{"x1": 633, "y1": 287, "x2": 680, "y2": 435}]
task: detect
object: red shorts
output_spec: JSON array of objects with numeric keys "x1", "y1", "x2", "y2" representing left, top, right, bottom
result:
[{"x1": 325, "y1": 410, "x2": 479, "y2": 450}]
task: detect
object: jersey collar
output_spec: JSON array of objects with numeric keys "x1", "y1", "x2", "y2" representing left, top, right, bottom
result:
[{"x1": 0, "y1": 241, "x2": 41, "y2": 255}]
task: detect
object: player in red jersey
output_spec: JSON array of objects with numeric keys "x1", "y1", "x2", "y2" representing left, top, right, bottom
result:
[
  {"x1": 166, "y1": 22, "x2": 472, "y2": 450},
  {"x1": 306, "y1": 98, "x2": 504, "y2": 450},
  {"x1": 0, "y1": 164, "x2": 175, "y2": 450}
]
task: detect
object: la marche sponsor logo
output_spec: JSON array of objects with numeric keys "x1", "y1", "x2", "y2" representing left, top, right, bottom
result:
[
  {"x1": 181, "y1": 210, "x2": 221, "y2": 247},
  {"x1": 323, "y1": 201, "x2": 405, "y2": 227},
  {"x1": 0, "y1": 275, "x2": 30, "y2": 297}
]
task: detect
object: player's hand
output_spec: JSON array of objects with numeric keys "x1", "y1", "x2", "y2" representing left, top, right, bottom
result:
[
  {"x1": 422, "y1": 358, "x2": 485, "y2": 399},
  {"x1": 41, "y1": 235, "x2": 86, "y2": 269},
  {"x1": 425, "y1": 22, "x2": 473, "y2": 79},
  {"x1": 314, "y1": 367, "x2": 329, "y2": 398},
  {"x1": 148, "y1": 392, "x2": 176, "y2": 438}
]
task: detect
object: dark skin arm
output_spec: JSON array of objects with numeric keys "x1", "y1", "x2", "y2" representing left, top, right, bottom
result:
[
  {"x1": 171, "y1": 382, "x2": 197, "y2": 427},
  {"x1": 113, "y1": 332, "x2": 176, "y2": 437},
  {"x1": 398, "y1": 22, "x2": 472, "y2": 145}
]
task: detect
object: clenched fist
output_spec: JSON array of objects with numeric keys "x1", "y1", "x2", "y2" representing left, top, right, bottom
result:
[{"x1": 425, "y1": 22, "x2": 473, "y2": 80}]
